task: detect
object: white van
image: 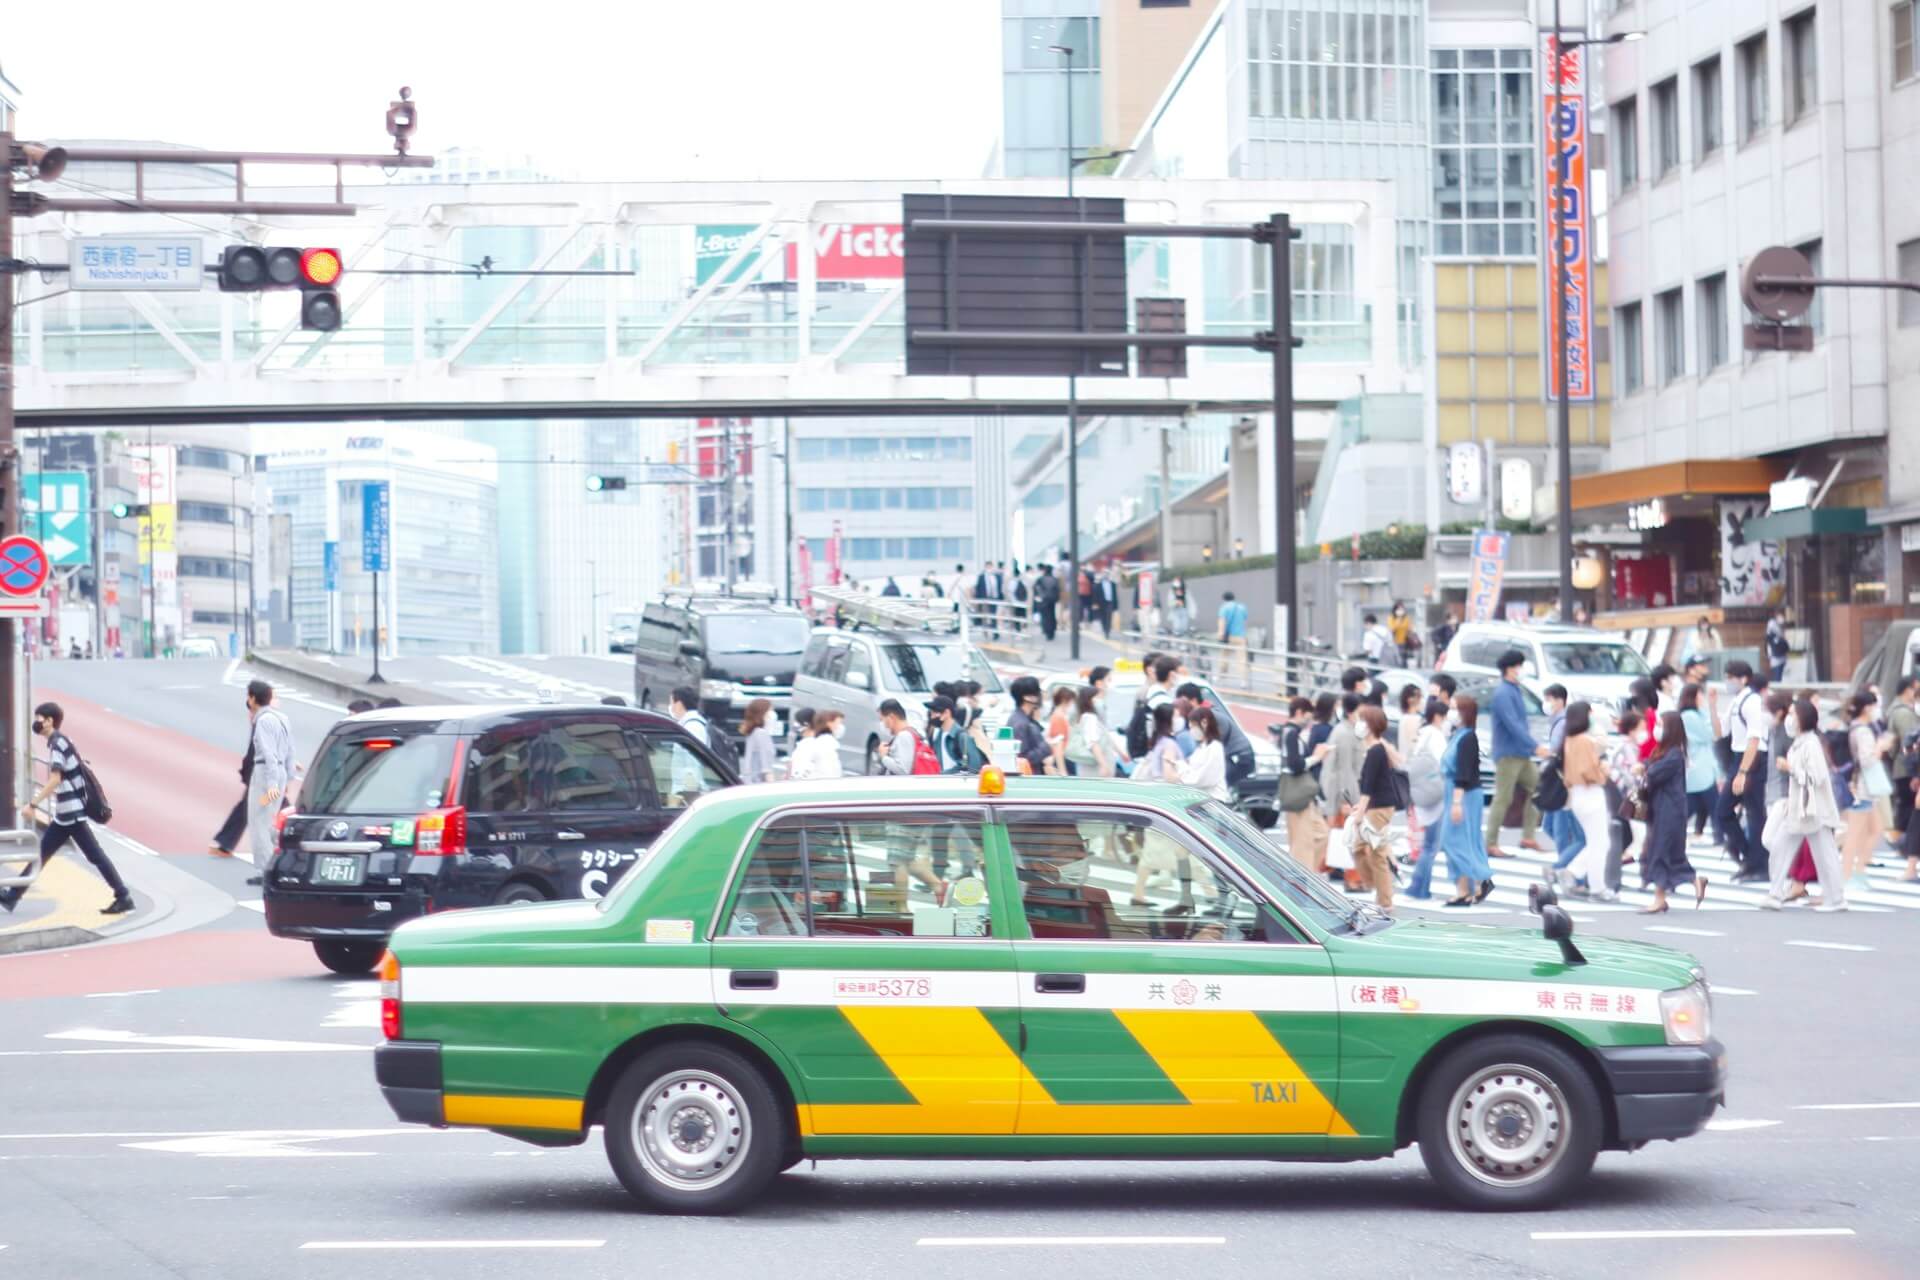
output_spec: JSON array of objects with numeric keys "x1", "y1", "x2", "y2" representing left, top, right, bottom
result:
[{"x1": 1440, "y1": 621, "x2": 1652, "y2": 717}]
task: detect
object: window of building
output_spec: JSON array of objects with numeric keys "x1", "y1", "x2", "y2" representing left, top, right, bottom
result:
[
  {"x1": 1737, "y1": 32, "x2": 1768, "y2": 142},
  {"x1": 1693, "y1": 56, "x2": 1724, "y2": 159},
  {"x1": 178, "y1": 555, "x2": 244, "y2": 580},
  {"x1": 1256, "y1": 5, "x2": 1425, "y2": 126},
  {"x1": 1897, "y1": 240, "x2": 1920, "y2": 326},
  {"x1": 1650, "y1": 77, "x2": 1680, "y2": 179},
  {"x1": 178, "y1": 501, "x2": 233, "y2": 525},
  {"x1": 1785, "y1": 9, "x2": 1818, "y2": 123},
  {"x1": 1698, "y1": 272, "x2": 1729, "y2": 371},
  {"x1": 1655, "y1": 287, "x2": 1686, "y2": 384},
  {"x1": 177, "y1": 446, "x2": 238, "y2": 473},
  {"x1": 1898, "y1": 1, "x2": 1918, "y2": 83},
  {"x1": 940, "y1": 537, "x2": 974, "y2": 560},
  {"x1": 1431, "y1": 47, "x2": 1535, "y2": 256},
  {"x1": 1611, "y1": 96, "x2": 1639, "y2": 192},
  {"x1": 1617, "y1": 302, "x2": 1645, "y2": 394}
]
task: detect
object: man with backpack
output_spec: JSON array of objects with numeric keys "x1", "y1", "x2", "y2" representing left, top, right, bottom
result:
[
  {"x1": 877, "y1": 700, "x2": 941, "y2": 776},
  {"x1": 1887, "y1": 676, "x2": 1920, "y2": 842},
  {"x1": 1033, "y1": 565, "x2": 1061, "y2": 642},
  {"x1": 3, "y1": 701, "x2": 133, "y2": 915},
  {"x1": 246, "y1": 679, "x2": 297, "y2": 866}
]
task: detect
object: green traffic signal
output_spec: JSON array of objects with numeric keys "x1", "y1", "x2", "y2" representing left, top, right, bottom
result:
[{"x1": 109, "y1": 502, "x2": 150, "y2": 519}]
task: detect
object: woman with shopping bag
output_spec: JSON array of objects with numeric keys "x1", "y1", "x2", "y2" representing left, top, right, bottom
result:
[{"x1": 1763, "y1": 699, "x2": 1849, "y2": 911}]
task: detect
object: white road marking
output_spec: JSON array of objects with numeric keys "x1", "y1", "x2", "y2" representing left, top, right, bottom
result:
[
  {"x1": 301, "y1": 1240, "x2": 607, "y2": 1251},
  {"x1": 105, "y1": 830, "x2": 161, "y2": 859},
  {"x1": 917, "y1": 1237, "x2": 1226, "y2": 1248},
  {"x1": 1709, "y1": 984, "x2": 1758, "y2": 996},
  {"x1": 1784, "y1": 940, "x2": 1875, "y2": 952},
  {"x1": 1795, "y1": 1101, "x2": 1920, "y2": 1111},
  {"x1": 1531, "y1": 1228, "x2": 1855, "y2": 1241},
  {"x1": 322, "y1": 1000, "x2": 380, "y2": 1030},
  {"x1": 0, "y1": 1128, "x2": 477, "y2": 1141},
  {"x1": 1704, "y1": 1118, "x2": 1782, "y2": 1131},
  {"x1": 126, "y1": 1132, "x2": 393, "y2": 1158},
  {"x1": 222, "y1": 657, "x2": 240, "y2": 686},
  {"x1": 41, "y1": 1030, "x2": 365, "y2": 1054},
  {"x1": 1646, "y1": 926, "x2": 1724, "y2": 937},
  {"x1": 82, "y1": 989, "x2": 160, "y2": 999},
  {"x1": 236, "y1": 899, "x2": 265, "y2": 913}
]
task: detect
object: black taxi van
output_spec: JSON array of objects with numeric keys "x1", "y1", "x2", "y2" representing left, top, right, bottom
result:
[{"x1": 262, "y1": 704, "x2": 737, "y2": 974}]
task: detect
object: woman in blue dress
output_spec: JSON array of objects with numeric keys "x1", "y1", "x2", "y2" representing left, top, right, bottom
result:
[{"x1": 1435, "y1": 695, "x2": 1495, "y2": 907}]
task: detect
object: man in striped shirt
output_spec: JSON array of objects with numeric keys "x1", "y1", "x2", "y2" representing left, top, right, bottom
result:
[{"x1": 2, "y1": 702, "x2": 133, "y2": 915}]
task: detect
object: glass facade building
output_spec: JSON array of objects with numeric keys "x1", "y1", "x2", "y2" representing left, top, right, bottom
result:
[{"x1": 1000, "y1": 2, "x2": 1102, "y2": 178}]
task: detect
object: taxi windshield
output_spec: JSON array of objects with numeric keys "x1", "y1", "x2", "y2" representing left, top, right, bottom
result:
[{"x1": 1186, "y1": 800, "x2": 1360, "y2": 934}]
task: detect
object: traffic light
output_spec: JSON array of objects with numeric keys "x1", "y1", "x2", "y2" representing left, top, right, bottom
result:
[
  {"x1": 585, "y1": 475, "x2": 628, "y2": 493},
  {"x1": 216, "y1": 245, "x2": 344, "y2": 331},
  {"x1": 109, "y1": 502, "x2": 151, "y2": 519}
]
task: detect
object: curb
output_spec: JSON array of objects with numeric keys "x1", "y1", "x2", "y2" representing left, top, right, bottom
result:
[
  {"x1": 244, "y1": 648, "x2": 437, "y2": 708},
  {"x1": 0, "y1": 831, "x2": 180, "y2": 956}
]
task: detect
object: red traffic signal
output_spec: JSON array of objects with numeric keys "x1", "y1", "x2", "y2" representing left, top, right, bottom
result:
[{"x1": 300, "y1": 247, "x2": 344, "y2": 287}]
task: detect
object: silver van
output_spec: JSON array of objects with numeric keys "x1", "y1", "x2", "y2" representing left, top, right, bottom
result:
[{"x1": 792, "y1": 628, "x2": 1007, "y2": 774}]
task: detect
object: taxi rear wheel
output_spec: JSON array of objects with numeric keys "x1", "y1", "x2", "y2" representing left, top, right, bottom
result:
[
  {"x1": 605, "y1": 1044, "x2": 784, "y2": 1214},
  {"x1": 1416, "y1": 1034, "x2": 1602, "y2": 1211}
]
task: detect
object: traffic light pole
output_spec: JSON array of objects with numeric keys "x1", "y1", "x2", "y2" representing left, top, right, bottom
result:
[{"x1": 2, "y1": 132, "x2": 21, "y2": 810}]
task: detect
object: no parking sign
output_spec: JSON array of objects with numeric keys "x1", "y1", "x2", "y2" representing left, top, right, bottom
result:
[{"x1": 0, "y1": 535, "x2": 51, "y2": 618}]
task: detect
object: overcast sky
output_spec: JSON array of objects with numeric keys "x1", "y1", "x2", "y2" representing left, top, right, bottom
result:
[{"x1": 7, "y1": 0, "x2": 1005, "y2": 182}]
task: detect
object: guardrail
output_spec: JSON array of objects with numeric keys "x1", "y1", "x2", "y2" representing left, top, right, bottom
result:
[{"x1": 0, "y1": 828, "x2": 40, "y2": 890}]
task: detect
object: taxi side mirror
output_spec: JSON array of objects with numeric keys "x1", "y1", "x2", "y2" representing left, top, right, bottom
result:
[{"x1": 1539, "y1": 903, "x2": 1587, "y2": 968}]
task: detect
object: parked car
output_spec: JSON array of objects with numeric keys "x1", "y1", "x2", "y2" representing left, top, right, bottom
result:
[
  {"x1": 1439, "y1": 621, "x2": 1651, "y2": 718},
  {"x1": 262, "y1": 703, "x2": 737, "y2": 974},
  {"x1": 792, "y1": 627, "x2": 1006, "y2": 774},
  {"x1": 1039, "y1": 664, "x2": 1283, "y2": 827},
  {"x1": 632, "y1": 593, "x2": 812, "y2": 754}
]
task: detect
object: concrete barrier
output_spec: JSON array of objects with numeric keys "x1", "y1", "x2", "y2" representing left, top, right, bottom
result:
[{"x1": 244, "y1": 648, "x2": 439, "y2": 709}]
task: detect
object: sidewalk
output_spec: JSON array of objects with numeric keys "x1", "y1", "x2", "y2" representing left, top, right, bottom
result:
[{"x1": 0, "y1": 830, "x2": 178, "y2": 956}]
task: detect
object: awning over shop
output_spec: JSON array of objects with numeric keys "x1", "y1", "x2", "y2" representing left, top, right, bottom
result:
[
  {"x1": 1740, "y1": 506, "x2": 1870, "y2": 540},
  {"x1": 1570, "y1": 458, "x2": 1783, "y2": 511}
]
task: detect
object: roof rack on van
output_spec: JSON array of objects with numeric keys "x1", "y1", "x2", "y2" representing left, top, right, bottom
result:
[
  {"x1": 657, "y1": 584, "x2": 789, "y2": 609},
  {"x1": 808, "y1": 584, "x2": 959, "y2": 634}
]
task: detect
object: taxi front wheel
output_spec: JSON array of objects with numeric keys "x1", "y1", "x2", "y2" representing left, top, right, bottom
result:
[
  {"x1": 1416, "y1": 1033, "x2": 1603, "y2": 1211},
  {"x1": 604, "y1": 1044, "x2": 785, "y2": 1214}
]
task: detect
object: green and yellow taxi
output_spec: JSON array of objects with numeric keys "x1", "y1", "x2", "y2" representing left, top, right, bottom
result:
[{"x1": 373, "y1": 773, "x2": 1726, "y2": 1213}]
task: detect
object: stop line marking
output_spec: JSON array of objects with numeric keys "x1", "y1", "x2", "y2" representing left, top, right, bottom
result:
[
  {"x1": 1795, "y1": 1101, "x2": 1920, "y2": 1112},
  {"x1": 918, "y1": 1237, "x2": 1225, "y2": 1248},
  {"x1": 1645, "y1": 926, "x2": 1724, "y2": 938},
  {"x1": 1532, "y1": 1227, "x2": 1856, "y2": 1241},
  {"x1": 302, "y1": 1240, "x2": 606, "y2": 1251},
  {"x1": 1785, "y1": 940, "x2": 1876, "y2": 953}
]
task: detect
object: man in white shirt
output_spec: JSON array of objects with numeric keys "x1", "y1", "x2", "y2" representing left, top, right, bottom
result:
[
  {"x1": 1360, "y1": 614, "x2": 1392, "y2": 667},
  {"x1": 1719, "y1": 662, "x2": 1772, "y2": 883}
]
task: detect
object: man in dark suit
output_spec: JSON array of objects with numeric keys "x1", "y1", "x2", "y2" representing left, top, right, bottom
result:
[
  {"x1": 972, "y1": 563, "x2": 1006, "y2": 636},
  {"x1": 1095, "y1": 568, "x2": 1121, "y2": 638}
]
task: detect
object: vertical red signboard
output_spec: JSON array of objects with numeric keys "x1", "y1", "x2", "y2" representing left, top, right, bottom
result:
[{"x1": 1542, "y1": 33, "x2": 1596, "y2": 402}]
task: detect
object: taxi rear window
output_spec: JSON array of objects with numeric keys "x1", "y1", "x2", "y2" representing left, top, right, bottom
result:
[{"x1": 302, "y1": 726, "x2": 457, "y2": 814}]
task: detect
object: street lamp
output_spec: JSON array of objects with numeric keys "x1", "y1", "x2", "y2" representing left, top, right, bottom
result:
[
  {"x1": 1547, "y1": 14, "x2": 1642, "y2": 622},
  {"x1": 1049, "y1": 37, "x2": 1083, "y2": 660}
]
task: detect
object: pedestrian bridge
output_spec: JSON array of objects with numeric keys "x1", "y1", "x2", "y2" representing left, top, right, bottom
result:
[{"x1": 12, "y1": 176, "x2": 1412, "y2": 427}]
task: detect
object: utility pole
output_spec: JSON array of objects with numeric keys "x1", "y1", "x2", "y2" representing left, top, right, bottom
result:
[
  {"x1": 721, "y1": 418, "x2": 737, "y2": 592},
  {"x1": 1051, "y1": 41, "x2": 1083, "y2": 661}
]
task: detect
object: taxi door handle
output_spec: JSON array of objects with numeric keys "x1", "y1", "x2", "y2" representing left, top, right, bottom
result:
[
  {"x1": 1033, "y1": 973, "x2": 1085, "y2": 994},
  {"x1": 556, "y1": 830, "x2": 587, "y2": 841},
  {"x1": 730, "y1": 970, "x2": 779, "y2": 990}
]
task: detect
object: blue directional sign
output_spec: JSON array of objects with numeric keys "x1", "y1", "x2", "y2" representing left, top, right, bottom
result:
[
  {"x1": 361, "y1": 482, "x2": 391, "y2": 573},
  {"x1": 21, "y1": 471, "x2": 91, "y2": 567},
  {"x1": 323, "y1": 540, "x2": 340, "y2": 591}
]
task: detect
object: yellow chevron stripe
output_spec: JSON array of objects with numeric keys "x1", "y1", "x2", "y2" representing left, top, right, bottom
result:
[
  {"x1": 1110, "y1": 1009, "x2": 1356, "y2": 1137},
  {"x1": 823, "y1": 1006, "x2": 1036, "y2": 1134},
  {"x1": 443, "y1": 1094, "x2": 584, "y2": 1131},
  {"x1": 805, "y1": 1005, "x2": 1356, "y2": 1139}
]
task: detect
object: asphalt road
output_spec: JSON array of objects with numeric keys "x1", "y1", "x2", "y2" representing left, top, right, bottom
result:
[{"x1": 1, "y1": 661, "x2": 1915, "y2": 1278}]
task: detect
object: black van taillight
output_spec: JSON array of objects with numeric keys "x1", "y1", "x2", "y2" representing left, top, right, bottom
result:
[{"x1": 416, "y1": 806, "x2": 467, "y2": 855}]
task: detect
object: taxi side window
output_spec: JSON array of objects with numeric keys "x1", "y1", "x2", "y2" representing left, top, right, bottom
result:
[
  {"x1": 545, "y1": 721, "x2": 645, "y2": 810},
  {"x1": 641, "y1": 735, "x2": 727, "y2": 809},
  {"x1": 463, "y1": 729, "x2": 540, "y2": 813},
  {"x1": 723, "y1": 813, "x2": 991, "y2": 940},
  {"x1": 1006, "y1": 812, "x2": 1267, "y2": 944}
]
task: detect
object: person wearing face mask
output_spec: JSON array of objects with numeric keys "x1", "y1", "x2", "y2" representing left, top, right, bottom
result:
[
  {"x1": 1433, "y1": 696, "x2": 1494, "y2": 907},
  {"x1": 1678, "y1": 683, "x2": 1722, "y2": 847},
  {"x1": 786, "y1": 710, "x2": 844, "y2": 781},
  {"x1": 1633, "y1": 711, "x2": 1707, "y2": 912},
  {"x1": 1651, "y1": 664, "x2": 1680, "y2": 714},
  {"x1": 1764, "y1": 699, "x2": 1848, "y2": 911},
  {"x1": 1404, "y1": 698, "x2": 1452, "y2": 900},
  {"x1": 3, "y1": 703, "x2": 133, "y2": 916},
  {"x1": 1554, "y1": 701, "x2": 1615, "y2": 901},
  {"x1": 1177, "y1": 707, "x2": 1231, "y2": 802}
]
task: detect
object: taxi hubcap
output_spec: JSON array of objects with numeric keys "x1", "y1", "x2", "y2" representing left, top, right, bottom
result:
[
  {"x1": 1446, "y1": 1064, "x2": 1566, "y2": 1188},
  {"x1": 633, "y1": 1070, "x2": 749, "y2": 1189}
]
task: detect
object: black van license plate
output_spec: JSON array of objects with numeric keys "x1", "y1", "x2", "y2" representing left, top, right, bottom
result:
[{"x1": 311, "y1": 854, "x2": 366, "y2": 886}]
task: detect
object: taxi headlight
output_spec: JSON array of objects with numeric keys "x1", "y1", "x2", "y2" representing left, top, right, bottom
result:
[{"x1": 1659, "y1": 981, "x2": 1712, "y2": 1046}]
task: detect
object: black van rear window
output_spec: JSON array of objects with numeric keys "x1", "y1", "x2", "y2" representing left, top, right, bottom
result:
[{"x1": 302, "y1": 726, "x2": 457, "y2": 814}]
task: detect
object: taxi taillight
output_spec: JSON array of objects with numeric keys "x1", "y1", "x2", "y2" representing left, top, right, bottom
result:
[
  {"x1": 416, "y1": 806, "x2": 467, "y2": 855},
  {"x1": 379, "y1": 950, "x2": 401, "y2": 1040}
]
